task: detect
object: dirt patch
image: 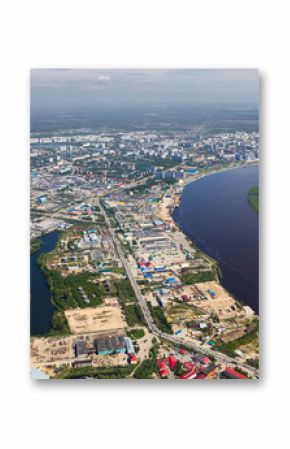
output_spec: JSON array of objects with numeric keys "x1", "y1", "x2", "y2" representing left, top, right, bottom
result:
[
  {"x1": 64, "y1": 301, "x2": 127, "y2": 334},
  {"x1": 191, "y1": 281, "x2": 249, "y2": 320}
]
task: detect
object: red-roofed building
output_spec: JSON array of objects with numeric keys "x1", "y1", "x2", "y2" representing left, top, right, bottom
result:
[
  {"x1": 157, "y1": 359, "x2": 170, "y2": 378},
  {"x1": 221, "y1": 367, "x2": 248, "y2": 379},
  {"x1": 183, "y1": 361, "x2": 194, "y2": 372},
  {"x1": 179, "y1": 348, "x2": 188, "y2": 355},
  {"x1": 129, "y1": 354, "x2": 138, "y2": 364},
  {"x1": 167, "y1": 356, "x2": 178, "y2": 371},
  {"x1": 157, "y1": 359, "x2": 166, "y2": 369},
  {"x1": 178, "y1": 370, "x2": 196, "y2": 380},
  {"x1": 159, "y1": 367, "x2": 170, "y2": 378},
  {"x1": 194, "y1": 354, "x2": 210, "y2": 365}
]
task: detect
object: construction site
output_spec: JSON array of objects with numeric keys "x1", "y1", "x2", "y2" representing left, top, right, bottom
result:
[
  {"x1": 30, "y1": 333, "x2": 130, "y2": 377},
  {"x1": 31, "y1": 296, "x2": 130, "y2": 376},
  {"x1": 64, "y1": 298, "x2": 127, "y2": 335},
  {"x1": 189, "y1": 281, "x2": 249, "y2": 320}
]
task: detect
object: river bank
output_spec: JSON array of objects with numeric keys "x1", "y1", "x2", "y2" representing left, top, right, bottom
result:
[
  {"x1": 172, "y1": 163, "x2": 259, "y2": 313},
  {"x1": 158, "y1": 162, "x2": 257, "y2": 220},
  {"x1": 181, "y1": 161, "x2": 258, "y2": 203},
  {"x1": 30, "y1": 231, "x2": 60, "y2": 335}
]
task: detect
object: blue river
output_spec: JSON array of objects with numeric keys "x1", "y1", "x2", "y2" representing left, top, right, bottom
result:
[
  {"x1": 30, "y1": 231, "x2": 59, "y2": 335},
  {"x1": 173, "y1": 164, "x2": 259, "y2": 312}
]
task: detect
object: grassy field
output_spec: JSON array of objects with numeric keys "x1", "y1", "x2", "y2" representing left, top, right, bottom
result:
[
  {"x1": 113, "y1": 279, "x2": 137, "y2": 304},
  {"x1": 57, "y1": 364, "x2": 136, "y2": 379},
  {"x1": 123, "y1": 303, "x2": 146, "y2": 327},
  {"x1": 180, "y1": 269, "x2": 216, "y2": 285},
  {"x1": 248, "y1": 186, "x2": 259, "y2": 213},
  {"x1": 148, "y1": 303, "x2": 173, "y2": 334},
  {"x1": 127, "y1": 328, "x2": 145, "y2": 340}
]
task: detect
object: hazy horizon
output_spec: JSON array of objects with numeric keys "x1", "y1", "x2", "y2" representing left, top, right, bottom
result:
[{"x1": 31, "y1": 69, "x2": 259, "y2": 112}]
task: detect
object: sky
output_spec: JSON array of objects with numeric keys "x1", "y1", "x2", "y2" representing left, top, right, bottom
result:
[{"x1": 31, "y1": 69, "x2": 259, "y2": 111}]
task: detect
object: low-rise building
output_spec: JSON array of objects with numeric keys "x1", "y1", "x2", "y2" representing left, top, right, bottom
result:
[{"x1": 95, "y1": 335, "x2": 126, "y2": 355}]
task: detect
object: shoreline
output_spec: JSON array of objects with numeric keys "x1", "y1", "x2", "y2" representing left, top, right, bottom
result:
[
  {"x1": 166, "y1": 162, "x2": 258, "y2": 316},
  {"x1": 30, "y1": 231, "x2": 60, "y2": 336},
  {"x1": 158, "y1": 161, "x2": 258, "y2": 219},
  {"x1": 180, "y1": 161, "x2": 258, "y2": 202}
]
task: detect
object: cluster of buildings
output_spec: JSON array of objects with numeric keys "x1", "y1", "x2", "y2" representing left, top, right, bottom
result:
[
  {"x1": 31, "y1": 330, "x2": 139, "y2": 374},
  {"x1": 157, "y1": 349, "x2": 248, "y2": 380},
  {"x1": 30, "y1": 125, "x2": 259, "y2": 379},
  {"x1": 102, "y1": 178, "x2": 258, "y2": 367},
  {"x1": 192, "y1": 131, "x2": 259, "y2": 163},
  {"x1": 75, "y1": 334, "x2": 135, "y2": 357},
  {"x1": 42, "y1": 225, "x2": 121, "y2": 277},
  {"x1": 31, "y1": 129, "x2": 259, "y2": 165},
  {"x1": 31, "y1": 127, "x2": 259, "y2": 239},
  {"x1": 31, "y1": 129, "x2": 258, "y2": 209}
]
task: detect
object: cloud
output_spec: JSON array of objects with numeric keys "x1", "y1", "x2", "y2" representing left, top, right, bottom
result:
[
  {"x1": 97, "y1": 75, "x2": 111, "y2": 81},
  {"x1": 31, "y1": 68, "x2": 259, "y2": 108}
]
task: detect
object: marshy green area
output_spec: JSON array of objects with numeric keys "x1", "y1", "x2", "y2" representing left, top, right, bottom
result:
[{"x1": 247, "y1": 186, "x2": 259, "y2": 213}]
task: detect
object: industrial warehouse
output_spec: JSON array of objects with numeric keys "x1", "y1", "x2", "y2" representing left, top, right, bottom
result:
[{"x1": 95, "y1": 335, "x2": 126, "y2": 355}]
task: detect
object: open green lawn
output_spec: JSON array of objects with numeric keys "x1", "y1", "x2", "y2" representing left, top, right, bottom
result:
[
  {"x1": 180, "y1": 269, "x2": 216, "y2": 285},
  {"x1": 127, "y1": 328, "x2": 145, "y2": 340},
  {"x1": 57, "y1": 364, "x2": 136, "y2": 379},
  {"x1": 248, "y1": 186, "x2": 259, "y2": 213}
]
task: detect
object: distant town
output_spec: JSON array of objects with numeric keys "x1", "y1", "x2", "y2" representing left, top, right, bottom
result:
[{"x1": 31, "y1": 126, "x2": 259, "y2": 379}]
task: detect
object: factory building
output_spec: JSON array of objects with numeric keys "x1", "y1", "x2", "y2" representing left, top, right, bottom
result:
[
  {"x1": 95, "y1": 335, "x2": 126, "y2": 355},
  {"x1": 72, "y1": 359, "x2": 92, "y2": 368},
  {"x1": 75, "y1": 340, "x2": 88, "y2": 357}
]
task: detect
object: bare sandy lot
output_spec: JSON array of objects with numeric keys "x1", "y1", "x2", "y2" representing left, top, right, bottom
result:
[
  {"x1": 92, "y1": 353, "x2": 128, "y2": 368},
  {"x1": 31, "y1": 336, "x2": 74, "y2": 366},
  {"x1": 64, "y1": 301, "x2": 127, "y2": 334},
  {"x1": 157, "y1": 196, "x2": 174, "y2": 222},
  {"x1": 192, "y1": 281, "x2": 247, "y2": 320}
]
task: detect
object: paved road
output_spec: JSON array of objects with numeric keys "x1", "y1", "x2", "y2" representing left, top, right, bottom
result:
[{"x1": 99, "y1": 200, "x2": 257, "y2": 375}]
